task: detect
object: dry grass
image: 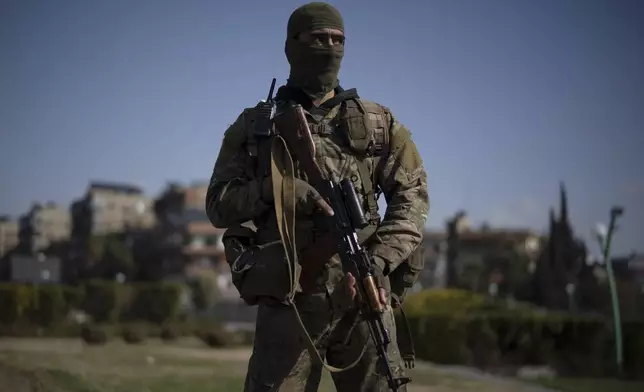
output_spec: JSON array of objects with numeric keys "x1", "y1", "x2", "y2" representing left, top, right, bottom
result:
[{"x1": 0, "y1": 337, "x2": 601, "y2": 392}]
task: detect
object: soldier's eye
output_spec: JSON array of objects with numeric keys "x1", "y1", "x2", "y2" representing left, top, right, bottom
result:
[{"x1": 331, "y1": 36, "x2": 344, "y2": 46}]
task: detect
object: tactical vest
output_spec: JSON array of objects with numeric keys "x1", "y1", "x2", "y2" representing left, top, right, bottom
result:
[{"x1": 245, "y1": 94, "x2": 424, "y2": 304}]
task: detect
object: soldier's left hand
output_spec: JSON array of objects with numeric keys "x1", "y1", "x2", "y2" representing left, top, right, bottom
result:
[
  {"x1": 378, "y1": 287, "x2": 388, "y2": 308},
  {"x1": 345, "y1": 272, "x2": 389, "y2": 310}
]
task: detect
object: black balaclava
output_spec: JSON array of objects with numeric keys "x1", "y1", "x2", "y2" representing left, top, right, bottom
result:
[{"x1": 285, "y1": 2, "x2": 344, "y2": 101}]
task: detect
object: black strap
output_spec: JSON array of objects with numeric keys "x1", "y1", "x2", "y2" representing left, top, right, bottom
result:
[
  {"x1": 274, "y1": 84, "x2": 359, "y2": 118},
  {"x1": 340, "y1": 99, "x2": 380, "y2": 225},
  {"x1": 391, "y1": 293, "x2": 416, "y2": 369},
  {"x1": 354, "y1": 156, "x2": 381, "y2": 225}
]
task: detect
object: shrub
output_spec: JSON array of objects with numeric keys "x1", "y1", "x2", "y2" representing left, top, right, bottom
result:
[
  {"x1": 241, "y1": 330, "x2": 255, "y2": 346},
  {"x1": 0, "y1": 284, "x2": 88, "y2": 327},
  {"x1": 121, "y1": 323, "x2": 147, "y2": 344},
  {"x1": 620, "y1": 321, "x2": 644, "y2": 380},
  {"x1": 128, "y1": 283, "x2": 182, "y2": 324},
  {"x1": 399, "y1": 289, "x2": 637, "y2": 377},
  {"x1": 82, "y1": 281, "x2": 120, "y2": 323},
  {"x1": 200, "y1": 330, "x2": 243, "y2": 348},
  {"x1": 197, "y1": 323, "x2": 245, "y2": 348},
  {"x1": 30, "y1": 285, "x2": 67, "y2": 326},
  {"x1": 81, "y1": 324, "x2": 108, "y2": 345},
  {"x1": 160, "y1": 325, "x2": 179, "y2": 341},
  {"x1": 0, "y1": 283, "x2": 34, "y2": 324},
  {"x1": 61, "y1": 285, "x2": 84, "y2": 311}
]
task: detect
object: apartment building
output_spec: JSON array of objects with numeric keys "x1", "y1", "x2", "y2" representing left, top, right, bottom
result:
[
  {"x1": 71, "y1": 181, "x2": 156, "y2": 240},
  {"x1": 19, "y1": 202, "x2": 71, "y2": 252},
  {"x1": 417, "y1": 226, "x2": 543, "y2": 291},
  {"x1": 416, "y1": 230, "x2": 448, "y2": 290},
  {"x1": 158, "y1": 208, "x2": 225, "y2": 277},
  {"x1": 0, "y1": 216, "x2": 19, "y2": 258},
  {"x1": 155, "y1": 181, "x2": 208, "y2": 221}
]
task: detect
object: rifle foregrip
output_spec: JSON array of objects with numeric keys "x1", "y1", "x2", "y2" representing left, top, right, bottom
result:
[{"x1": 363, "y1": 275, "x2": 384, "y2": 313}]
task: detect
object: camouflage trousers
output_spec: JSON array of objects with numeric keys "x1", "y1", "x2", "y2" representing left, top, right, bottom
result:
[{"x1": 243, "y1": 290, "x2": 408, "y2": 392}]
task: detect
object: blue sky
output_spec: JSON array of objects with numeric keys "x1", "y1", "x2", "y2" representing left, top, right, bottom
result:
[{"x1": 1, "y1": 0, "x2": 642, "y2": 254}]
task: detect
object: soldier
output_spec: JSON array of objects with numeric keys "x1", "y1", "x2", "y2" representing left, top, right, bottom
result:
[{"x1": 206, "y1": 2, "x2": 429, "y2": 391}]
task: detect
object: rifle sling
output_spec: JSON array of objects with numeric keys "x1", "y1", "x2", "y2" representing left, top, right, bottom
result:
[{"x1": 270, "y1": 135, "x2": 366, "y2": 373}]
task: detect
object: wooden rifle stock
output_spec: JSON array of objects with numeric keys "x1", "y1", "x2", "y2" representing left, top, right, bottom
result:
[{"x1": 272, "y1": 104, "x2": 326, "y2": 188}]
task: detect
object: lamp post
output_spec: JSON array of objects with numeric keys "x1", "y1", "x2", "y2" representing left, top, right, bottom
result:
[{"x1": 594, "y1": 206, "x2": 624, "y2": 375}]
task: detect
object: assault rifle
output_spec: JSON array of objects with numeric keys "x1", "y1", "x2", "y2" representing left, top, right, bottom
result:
[{"x1": 271, "y1": 94, "x2": 412, "y2": 391}]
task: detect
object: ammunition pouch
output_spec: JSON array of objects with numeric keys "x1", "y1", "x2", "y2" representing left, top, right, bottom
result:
[
  {"x1": 388, "y1": 244, "x2": 425, "y2": 305},
  {"x1": 222, "y1": 225, "x2": 292, "y2": 306},
  {"x1": 338, "y1": 99, "x2": 390, "y2": 158}
]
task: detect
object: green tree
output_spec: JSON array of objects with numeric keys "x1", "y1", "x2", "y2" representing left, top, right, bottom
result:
[{"x1": 88, "y1": 234, "x2": 134, "y2": 280}]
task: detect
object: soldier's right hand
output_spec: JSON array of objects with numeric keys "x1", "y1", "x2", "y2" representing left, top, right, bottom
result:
[
  {"x1": 292, "y1": 178, "x2": 334, "y2": 216},
  {"x1": 261, "y1": 176, "x2": 334, "y2": 216}
]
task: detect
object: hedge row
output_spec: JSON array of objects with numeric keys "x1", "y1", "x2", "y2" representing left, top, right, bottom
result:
[
  {"x1": 0, "y1": 280, "x2": 183, "y2": 327},
  {"x1": 398, "y1": 289, "x2": 644, "y2": 380},
  {"x1": 77, "y1": 321, "x2": 255, "y2": 348},
  {"x1": 0, "y1": 318, "x2": 255, "y2": 350}
]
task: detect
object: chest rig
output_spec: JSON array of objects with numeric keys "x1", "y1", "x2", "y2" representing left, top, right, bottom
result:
[{"x1": 245, "y1": 87, "x2": 391, "y2": 229}]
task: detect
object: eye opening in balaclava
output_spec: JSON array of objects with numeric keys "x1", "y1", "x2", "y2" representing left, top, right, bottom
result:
[{"x1": 285, "y1": 2, "x2": 345, "y2": 101}]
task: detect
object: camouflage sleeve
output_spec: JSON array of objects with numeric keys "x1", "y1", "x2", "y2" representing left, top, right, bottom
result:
[
  {"x1": 371, "y1": 109, "x2": 429, "y2": 275},
  {"x1": 205, "y1": 109, "x2": 272, "y2": 228}
]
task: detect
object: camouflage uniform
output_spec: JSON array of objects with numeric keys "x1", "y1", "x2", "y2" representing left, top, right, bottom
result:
[{"x1": 206, "y1": 3, "x2": 429, "y2": 391}]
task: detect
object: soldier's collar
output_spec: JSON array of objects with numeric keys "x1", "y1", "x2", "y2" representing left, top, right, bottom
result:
[
  {"x1": 275, "y1": 84, "x2": 359, "y2": 124},
  {"x1": 275, "y1": 84, "x2": 359, "y2": 109}
]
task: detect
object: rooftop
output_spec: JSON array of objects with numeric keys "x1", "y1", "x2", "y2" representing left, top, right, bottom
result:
[
  {"x1": 88, "y1": 181, "x2": 143, "y2": 195},
  {"x1": 423, "y1": 228, "x2": 540, "y2": 241}
]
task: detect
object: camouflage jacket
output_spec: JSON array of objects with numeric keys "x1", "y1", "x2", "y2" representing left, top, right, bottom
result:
[{"x1": 206, "y1": 88, "x2": 429, "y2": 290}]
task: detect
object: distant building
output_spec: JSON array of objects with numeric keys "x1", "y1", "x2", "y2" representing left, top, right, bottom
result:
[
  {"x1": 591, "y1": 253, "x2": 644, "y2": 285},
  {"x1": 71, "y1": 181, "x2": 156, "y2": 241},
  {"x1": 455, "y1": 228, "x2": 542, "y2": 268},
  {"x1": 10, "y1": 252, "x2": 61, "y2": 284},
  {"x1": 0, "y1": 216, "x2": 19, "y2": 258},
  {"x1": 417, "y1": 230, "x2": 447, "y2": 290},
  {"x1": 19, "y1": 202, "x2": 71, "y2": 252},
  {"x1": 154, "y1": 181, "x2": 209, "y2": 222},
  {"x1": 418, "y1": 227, "x2": 543, "y2": 291},
  {"x1": 159, "y1": 208, "x2": 226, "y2": 278},
  {"x1": 628, "y1": 254, "x2": 644, "y2": 285}
]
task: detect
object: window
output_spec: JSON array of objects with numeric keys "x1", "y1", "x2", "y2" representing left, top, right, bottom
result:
[
  {"x1": 204, "y1": 235, "x2": 218, "y2": 246},
  {"x1": 197, "y1": 257, "x2": 211, "y2": 267},
  {"x1": 91, "y1": 195, "x2": 104, "y2": 211},
  {"x1": 191, "y1": 236, "x2": 205, "y2": 249},
  {"x1": 135, "y1": 200, "x2": 146, "y2": 214}
]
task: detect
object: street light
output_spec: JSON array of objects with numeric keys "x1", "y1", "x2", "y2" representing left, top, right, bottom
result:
[{"x1": 593, "y1": 205, "x2": 625, "y2": 375}]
